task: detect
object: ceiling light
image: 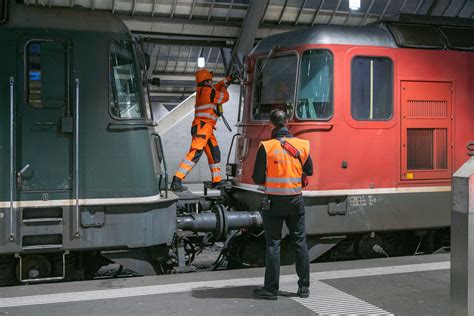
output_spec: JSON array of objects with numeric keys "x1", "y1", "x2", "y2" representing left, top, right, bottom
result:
[
  {"x1": 197, "y1": 57, "x2": 205, "y2": 68},
  {"x1": 349, "y1": 0, "x2": 360, "y2": 10}
]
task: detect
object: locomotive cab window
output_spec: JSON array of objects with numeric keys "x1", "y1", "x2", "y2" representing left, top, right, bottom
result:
[
  {"x1": 252, "y1": 53, "x2": 297, "y2": 121},
  {"x1": 110, "y1": 40, "x2": 146, "y2": 119},
  {"x1": 26, "y1": 40, "x2": 68, "y2": 108},
  {"x1": 297, "y1": 50, "x2": 333, "y2": 120},
  {"x1": 351, "y1": 56, "x2": 393, "y2": 121}
]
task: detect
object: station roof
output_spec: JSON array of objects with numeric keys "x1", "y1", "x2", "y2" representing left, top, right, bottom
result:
[{"x1": 21, "y1": 0, "x2": 474, "y2": 106}]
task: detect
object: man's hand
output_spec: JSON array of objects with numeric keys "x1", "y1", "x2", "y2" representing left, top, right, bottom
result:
[{"x1": 226, "y1": 71, "x2": 240, "y2": 85}]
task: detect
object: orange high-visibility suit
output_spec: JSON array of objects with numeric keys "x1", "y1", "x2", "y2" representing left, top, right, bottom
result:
[{"x1": 174, "y1": 70, "x2": 230, "y2": 184}]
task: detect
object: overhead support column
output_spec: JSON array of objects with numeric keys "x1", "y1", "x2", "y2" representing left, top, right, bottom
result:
[
  {"x1": 227, "y1": 0, "x2": 267, "y2": 74},
  {"x1": 451, "y1": 157, "x2": 474, "y2": 316}
]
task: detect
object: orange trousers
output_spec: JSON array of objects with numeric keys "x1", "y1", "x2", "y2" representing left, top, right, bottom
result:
[{"x1": 175, "y1": 120, "x2": 221, "y2": 183}]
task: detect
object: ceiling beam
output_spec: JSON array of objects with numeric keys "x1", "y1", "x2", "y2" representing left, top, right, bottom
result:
[
  {"x1": 119, "y1": 14, "x2": 301, "y2": 42},
  {"x1": 139, "y1": 36, "x2": 234, "y2": 48},
  {"x1": 153, "y1": 74, "x2": 226, "y2": 81},
  {"x1": 228, "y1": 0, "x2": 267, "y2": 74}
]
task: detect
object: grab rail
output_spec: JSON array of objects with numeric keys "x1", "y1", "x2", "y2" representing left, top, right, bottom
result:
[
  {"x1": 107, "y1": 120, "x2": 157, "y2": 129},
  {"x1": 152, "y1": 133, "x2": 168, "y2": 199},
  {"x1": 74, "y1": 79, "x2": 80, "y2": 238},
  {"x1": 9, "y1": 77, "x2": 15, "y2": 241},
  {"x1": 226, "y1": 133, "x2": 241, "y2": 180}
]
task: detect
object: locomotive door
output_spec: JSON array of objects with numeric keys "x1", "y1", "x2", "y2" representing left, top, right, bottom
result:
[
  {"x1": 16, "y1": 37, "x2": 72, "y2": 192},
  {"x1": 401, "y1": 81, "x2": 452, "y2": 180}
]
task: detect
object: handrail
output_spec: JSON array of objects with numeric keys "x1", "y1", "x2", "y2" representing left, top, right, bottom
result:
[
  {"x1": 226, "y1": 133, "x2": 242, "y2": 166},
  {"x1": 107, "y1": 120, "x2": 157, "y2": 129},
  {"x1": 226, "y1": 133, "x2": 241, "y2": 181},
  {"x1": 152, "y1": 133, "x2": 168, "y2": 199},
  {"x1": 74, "y1": 79, "x2": 80, "y2": 238},
  {"x1": 9, "y1": 77, "x2": 15, "y2": 241}
]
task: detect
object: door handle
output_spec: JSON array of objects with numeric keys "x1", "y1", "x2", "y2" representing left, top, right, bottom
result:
[
  {"x1": 16, "y1": 164, "x2": 30, "y2": 188},
  {"x1": 34, "y1": 121, "x2": 55, "y2": 126}
]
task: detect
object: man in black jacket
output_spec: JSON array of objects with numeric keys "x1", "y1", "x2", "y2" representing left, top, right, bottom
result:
[{"x1": 252, "y1": 109, "x2": 313, "y2": 300}]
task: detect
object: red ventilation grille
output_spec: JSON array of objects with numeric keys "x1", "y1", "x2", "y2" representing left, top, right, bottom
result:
[
  {"x1": 407, "y1": 128, "x2": 447, "y2": 170},
  {"x1": 407, "y1": 129, "x2": 433, "y2": 169},
  {"x1": 407, "y1": 100, "x2": 448, "y2": 118}
]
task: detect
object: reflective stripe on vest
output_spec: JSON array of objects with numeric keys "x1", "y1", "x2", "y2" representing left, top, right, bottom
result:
[
  {"x1": 266, "y1": 177, "x2": 301, "y2": 183},
  {"x1": 265, "y1": 186, "x2": 302, "y2": 195},
  {"x1": 217, "y1": 91, "x2": 225, "y2": 103},
  {"x1": 195, "y1": 112, "x2": 218, "y2": 121},
  {"x1": 195, "y1": 104, "x2": 216, "y2": 111}
]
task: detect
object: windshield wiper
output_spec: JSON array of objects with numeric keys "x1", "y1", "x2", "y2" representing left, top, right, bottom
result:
[{"x1": 256, "y1": 44, "x2": 280, "y2": 80}]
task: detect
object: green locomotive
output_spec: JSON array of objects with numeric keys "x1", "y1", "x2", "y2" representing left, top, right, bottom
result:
[{"x1": 0, "y1": 0, "x2": 177, "y2": 284}]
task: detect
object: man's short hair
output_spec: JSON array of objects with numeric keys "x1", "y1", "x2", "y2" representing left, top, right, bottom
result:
[{"x1": 270, "y1": 109, "x2": 287, "y2": 127}]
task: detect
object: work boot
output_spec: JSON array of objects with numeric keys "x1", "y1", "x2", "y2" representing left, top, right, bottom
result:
[
  {"x1": 297, "y1": 286, "x2": 310, "y2": 298},
  {"x1": 252, "y1": 288, "x2": 278, "y2": 300},
  {"x1": 210, "y1": 181, "x2": 224, "y2": 189},
  {"x1": 170, "y1": 176, "x2": 188, "y2": 192}
]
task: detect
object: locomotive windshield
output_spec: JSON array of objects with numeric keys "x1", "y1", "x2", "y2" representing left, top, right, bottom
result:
[
  {"x1": 296, "y1": 50, "x2": 333, "y2": 120},
  {"x1": 110, "y1": 40, "x2": 147, "y2": 119},
  {"x1": 252, "y1": 53, "x2": 297, "y2": 120}
]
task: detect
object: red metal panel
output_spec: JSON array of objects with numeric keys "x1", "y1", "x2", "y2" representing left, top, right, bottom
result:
[
  {"x1": 238, "y1": 43, "x2": 473, "y2": 192},
  {"x1": 401, "y1": 81, "x2": 452, "y2": 180}
]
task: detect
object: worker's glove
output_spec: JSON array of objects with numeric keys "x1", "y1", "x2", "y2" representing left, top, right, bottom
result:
[{"x1": 226, "y1": 71, "x2": 240, "y2": 85}]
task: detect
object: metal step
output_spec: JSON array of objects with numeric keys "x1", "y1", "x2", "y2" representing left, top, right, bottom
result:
[
  {"x1": 22, "y1": 218, "x2": 62, "y2": 224},
  {"x1": 16, "y1": 251, "x2": 68, "y2": 283}
]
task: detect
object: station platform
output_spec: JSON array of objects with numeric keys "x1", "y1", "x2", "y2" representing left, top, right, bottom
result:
[{"x1": 0, "y1": 253, "x2": 449, "y2": 315}]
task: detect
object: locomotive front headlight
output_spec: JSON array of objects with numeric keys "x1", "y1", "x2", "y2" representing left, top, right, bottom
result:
[{"x1": 237, "y1": 136, "x2": 249, "y2": 161}]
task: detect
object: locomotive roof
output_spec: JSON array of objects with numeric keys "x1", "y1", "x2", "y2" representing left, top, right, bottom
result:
[
  {"x1": 4, "y1": 2, "x2": 129, "y2": 34},
  {"x1": 251, "y1": 16, "x2": 474, "y2": 55},
  {"x1": 250, "y1": 25, "x2": 397, "y2": 55}
]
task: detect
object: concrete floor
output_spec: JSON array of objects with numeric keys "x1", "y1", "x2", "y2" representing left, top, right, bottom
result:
[{"x1": 0, "y1": 254, "x2": 450, "y2": 316}]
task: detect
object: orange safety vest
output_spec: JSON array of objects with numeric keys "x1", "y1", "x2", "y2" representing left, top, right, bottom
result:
[
  {"x1": 261, "y1": 137, "x2": 310, "y2": 196},
  {"x1": 194, "y1": 80, "x2": 229, "y2": 127}
]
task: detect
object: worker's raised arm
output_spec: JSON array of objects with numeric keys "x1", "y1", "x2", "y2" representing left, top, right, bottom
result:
[{"x1": 211, "y1": 83, "x2": 229, "y2": 104}]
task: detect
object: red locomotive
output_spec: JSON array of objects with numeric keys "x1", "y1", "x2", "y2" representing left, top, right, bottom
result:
[{"x1": 227, "y1": 15, "x2": 474, "y2": 262}]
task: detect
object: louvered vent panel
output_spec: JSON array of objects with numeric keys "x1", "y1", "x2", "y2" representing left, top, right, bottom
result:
[
  {"x1": 407, "y1": 128, "x2": 433, "y2": 170},
  {"x1": 407, "y1": 100, "x2": 448, "y2": 118},
  {"x1": 388, "y1": 24, "x2": 445, "y2": 49},
  {"x1": 435, "y1": 129, "x2": 447, "y2": 169}
]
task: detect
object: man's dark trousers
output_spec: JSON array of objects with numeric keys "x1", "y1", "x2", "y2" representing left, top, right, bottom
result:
[{"x1": 262, "y1": 210, "x2": 310, "y2": 293}]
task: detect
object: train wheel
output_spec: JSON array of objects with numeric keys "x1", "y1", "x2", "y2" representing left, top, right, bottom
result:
[
  {"x1": 227, "y1": 232, "x2": 265, "y2": 269},
  {"x1": 0, "y1": 255, "x2": 16, "y2": 286},
  {"x1": 357, "y1": 233, "x2": 385, "y2": 259},
  {"x1": 16, "y1": 254, "x2": 51, "y2": 282},
  {"x1": 82, "y1": 251, "x2": 110, "y2": 279}
]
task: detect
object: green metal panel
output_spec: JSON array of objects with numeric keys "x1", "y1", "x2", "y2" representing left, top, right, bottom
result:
[
  {"x1": 16, "y1": 36, "x2": 72, "y2": 192},
  {"x1": 0, "y1": 26, "x2": 161, "y2": 202}
]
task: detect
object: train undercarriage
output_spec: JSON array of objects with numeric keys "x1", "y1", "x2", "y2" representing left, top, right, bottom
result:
[{"x1": 0, "y1": 181, "x2": 451, "y2": 286}]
